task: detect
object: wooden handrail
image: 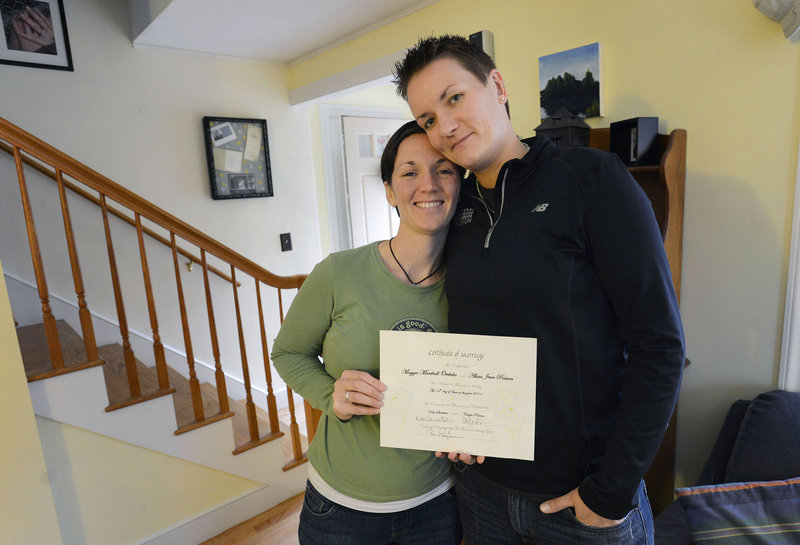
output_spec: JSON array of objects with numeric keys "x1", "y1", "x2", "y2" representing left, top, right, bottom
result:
[
  {"x1": 0, "y1": 120, "x2": 305, "y2": 290},
  {"x1": 2, "y1": 114, "x2": 313, "y2": 466},
  {"x1": 0, "y1": 139, "x2": 237, "y2": 286}
]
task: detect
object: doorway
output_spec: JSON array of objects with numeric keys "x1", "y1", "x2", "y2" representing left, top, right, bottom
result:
[
  {"x1": 318, "y1": 104, "x2": 407, "y2": 253},
  {"x1": 342, "y1": 115, "x2": 406, "y2": 248}
]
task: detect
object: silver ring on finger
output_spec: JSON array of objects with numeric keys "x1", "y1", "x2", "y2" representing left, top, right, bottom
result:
[{"x1": 345, "y1": 391, "x2": 351, "y2": 402}]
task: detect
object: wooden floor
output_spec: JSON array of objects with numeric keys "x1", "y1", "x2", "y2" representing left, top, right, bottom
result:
[{"x1": 201, "y1": 493, "x2": 303, "y2": 545}]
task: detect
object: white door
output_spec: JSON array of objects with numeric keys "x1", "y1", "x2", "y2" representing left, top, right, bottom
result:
[{"x1": 342, "y1": 116, "x2": 407, "y2": 248}]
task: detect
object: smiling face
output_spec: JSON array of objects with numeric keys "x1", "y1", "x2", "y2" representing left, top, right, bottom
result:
[
  {"x1": 385, "y1": 133, "x2": 461, "y2": 238},
  {"x1": 407, "y1": 56, "x2": 516, "y2": 184}
]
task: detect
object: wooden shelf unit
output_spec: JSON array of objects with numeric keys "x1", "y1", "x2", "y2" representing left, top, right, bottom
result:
[{"x1": 589, "y1": 128, "x2": 687, "y2": 300}]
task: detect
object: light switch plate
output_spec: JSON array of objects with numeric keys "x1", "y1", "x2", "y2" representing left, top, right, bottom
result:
[{"x1": 280, "y1": 233, "x2": 292, "y2": 252}]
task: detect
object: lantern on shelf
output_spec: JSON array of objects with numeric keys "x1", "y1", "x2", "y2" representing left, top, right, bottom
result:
[{"x1": 534, "y1": 107, "x2": 590, "y2": 148}]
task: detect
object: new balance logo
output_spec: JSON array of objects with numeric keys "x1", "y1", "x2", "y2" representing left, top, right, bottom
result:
[
  {"x1": 531, "y1": 203, "x2": 550, "y2": 213},
  {"x1": 455, "y1": 208, "x2": 474, "y2": 227}
]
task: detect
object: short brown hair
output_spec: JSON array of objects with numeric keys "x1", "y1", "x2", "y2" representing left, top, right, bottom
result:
[{"x1": 393, "y1": 35, "x2": 496, "y2": 100}]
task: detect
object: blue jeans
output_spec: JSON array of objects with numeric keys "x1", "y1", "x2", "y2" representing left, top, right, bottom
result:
[
  {"x1": 298, "y1": 480, "x2": 462, "y2": 545},
  {"x1": 455, "y1": 466, "x2": 654, "y2": 545}
]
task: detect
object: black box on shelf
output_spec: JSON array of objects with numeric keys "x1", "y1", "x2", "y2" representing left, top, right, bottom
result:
[{"x1": 610, "y1": 117, "x2": 659, "y2": 166}]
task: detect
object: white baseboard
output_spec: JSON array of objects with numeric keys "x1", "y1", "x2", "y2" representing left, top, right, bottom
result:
[{"x1": 136, "y1": 485, "x2": 302, "y2": 545}]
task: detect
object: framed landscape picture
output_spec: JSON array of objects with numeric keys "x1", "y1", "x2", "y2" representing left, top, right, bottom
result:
[
  {"x1": 538, "y1": 42, "x2": 603, "y2": 119},
  {"x1": 202, "y1": 117, "x2": 274, "y2": 200},
  {"x1": 0, "y1": 0, "x2": 73, "y2": 71}
]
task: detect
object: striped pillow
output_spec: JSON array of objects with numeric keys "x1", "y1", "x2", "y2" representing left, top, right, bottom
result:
[{"x1": 676, "y1": 477, "x2": 800, "y2": 543}]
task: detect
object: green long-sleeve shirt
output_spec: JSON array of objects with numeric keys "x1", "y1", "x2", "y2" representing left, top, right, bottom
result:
[{"x1": 271, "y1": 242, "x2": 452, "y2": 502}]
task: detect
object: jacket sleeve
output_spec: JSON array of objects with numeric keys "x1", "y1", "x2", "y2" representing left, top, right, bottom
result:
[
  {"x1": 270, "y1": 257, "x2": 337, "y2": 416},
  {"x1": 577, "y1": 154, "x2": 685, "y2": 519}
]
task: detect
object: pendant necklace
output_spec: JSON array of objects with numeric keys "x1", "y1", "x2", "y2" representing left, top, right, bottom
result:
[{"x1": 388, "y1": 238, "x2": 443, "y2": 286}]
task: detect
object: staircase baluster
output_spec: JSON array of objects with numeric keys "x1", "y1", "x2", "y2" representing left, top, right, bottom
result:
[
  {"x1": 255, "y1": 280, "x2": 280, "y2": 435},
  {"x1": 170, "y1": 232, "x2": 204, "y2": 424},
  {"x1": 285, "y1": 386, "x2": 305, "y2": 465},
  {"x1": 13, "y1": 146, "x2": 64, "y2": 371},
  {"x1": 56, "y1": 169, "x2": 99, "y2": 364},
  {"x1": 135, "y1": 213, "x2": 170, "y2": 392},
  {"x1": 230, "y1": 266, "x2": 260, "y2": 443},
  {"x1": 100, "y1": 193, "x2": 141, "y2": 399},
  {"x1": 277, "y1": 288, "x2": 305, "y2": 466},
  {"x1": 201, "y1": 249, "x2": 229, "y2": 413},
  {"x1": 303, "y1": 399, "x2": 321, "y2": 443},
  {"x1": 279, "y1": 286, "x2": 319, "y2": 443}
]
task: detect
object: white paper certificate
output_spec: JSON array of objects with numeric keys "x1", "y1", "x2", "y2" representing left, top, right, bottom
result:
[
  {"x1": 243, "y1": 124, "x2": 262, "y2": 161},
  {"x1": 380, "y1": 330, "x2": 536, "y2": 461},
  {"x1": 213, "y1": 148, "x2": 243, "y2": 173}
]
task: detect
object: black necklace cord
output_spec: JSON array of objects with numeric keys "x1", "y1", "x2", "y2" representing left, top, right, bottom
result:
[{"x1": 388, "y1": 237, "x2": 444, "y2": 286}]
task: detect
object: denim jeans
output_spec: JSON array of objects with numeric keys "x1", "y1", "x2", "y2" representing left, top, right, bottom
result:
[
  {"x1": 455, "y1": 466, "x2": 654, "y2": 545},
  {"x1": 298, "y1": 480, "x2": 462, "y2": 545}
]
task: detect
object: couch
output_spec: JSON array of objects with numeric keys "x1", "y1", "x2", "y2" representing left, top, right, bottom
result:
[{"x1": 654, "y1": 389, "x2": 800, "y2": 544}]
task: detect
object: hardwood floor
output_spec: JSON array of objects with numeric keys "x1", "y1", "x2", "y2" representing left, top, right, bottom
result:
[{"x1": 201, "y1": 493, "x2": 302, "y2": 545}]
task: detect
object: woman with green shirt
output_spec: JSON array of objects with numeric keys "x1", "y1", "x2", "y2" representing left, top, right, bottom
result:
[{"x1": 271, "y1": 121, "x2": 463, "y2": 545}]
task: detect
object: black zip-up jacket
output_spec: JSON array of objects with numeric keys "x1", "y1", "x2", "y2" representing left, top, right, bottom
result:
[{"x1": 445, "y1": 136, "x2": 685, "y2": 519}]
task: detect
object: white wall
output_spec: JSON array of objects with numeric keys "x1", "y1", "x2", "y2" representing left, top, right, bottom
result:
[{"x1": 0, "y1": 0, "x2": 321, "y2": 398}]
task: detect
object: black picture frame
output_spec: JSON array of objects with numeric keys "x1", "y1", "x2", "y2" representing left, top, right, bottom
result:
[
  {"x1": 202, "y1": 117, "x2": 273, "y2": 200},
  {"x1": 0, "y1": 0, "x2": 73, "y2": 71}
]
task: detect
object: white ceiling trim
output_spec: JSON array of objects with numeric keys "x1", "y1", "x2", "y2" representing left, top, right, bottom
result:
[
  {"x1": 287, "y1": 0, "x2": 440, "y2": 66},
  {"x1": 289, "y1": 49, "x2": 407, "y2": 105}
]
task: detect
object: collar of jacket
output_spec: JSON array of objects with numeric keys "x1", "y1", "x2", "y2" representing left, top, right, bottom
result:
[{"x1": 461, "y1": 136, "x2": 553, "y2": 198}]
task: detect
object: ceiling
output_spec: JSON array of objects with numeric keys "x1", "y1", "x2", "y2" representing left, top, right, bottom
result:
[{"x1": 132, "y1": 0, "x2": 439, "y2": 65}]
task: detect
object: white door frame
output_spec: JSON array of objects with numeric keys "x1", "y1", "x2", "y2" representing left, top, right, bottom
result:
[
  {"x1": 779, "y1": 135, "x2": 800, "y2": 393},
  {"x1": 319, "y1": 104, "x2": 405, "y2": 252}
]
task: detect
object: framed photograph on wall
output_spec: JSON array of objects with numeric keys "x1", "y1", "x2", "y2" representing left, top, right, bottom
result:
[
  {"x1": 538, "y1": 42, "x2": 603, "y2": 120},
  {"x1": 202, "y1": 117, "x2": 274, "y2": 200},
  {"x1": 0, "y1": 0, "x2": 73, "y2": 71}
]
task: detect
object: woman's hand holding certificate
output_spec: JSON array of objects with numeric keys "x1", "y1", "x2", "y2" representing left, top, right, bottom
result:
[
  {"x1": 435, "y1": 451, "x2": 486, "y2": 464},
  {"x1": 333, "y1": 369, "x2": 385, "y2": 421}
]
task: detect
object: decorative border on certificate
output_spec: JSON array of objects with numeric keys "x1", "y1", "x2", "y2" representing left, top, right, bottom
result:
[{"x1": 380, "y1": 331, "x2": 536, "y2": 461}]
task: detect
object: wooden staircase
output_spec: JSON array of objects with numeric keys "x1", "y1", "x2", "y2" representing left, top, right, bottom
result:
[
  {"x1": 0, "y1": 114, "x2": 319, "y2": 501},
  {"x1": 17, "y1": 319, "x2": 302, "y2": 462}
]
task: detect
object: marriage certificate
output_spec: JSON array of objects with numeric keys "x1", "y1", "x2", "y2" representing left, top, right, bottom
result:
[{"x1": 379, "y1": 331, "x2": 536, "y2": 461}]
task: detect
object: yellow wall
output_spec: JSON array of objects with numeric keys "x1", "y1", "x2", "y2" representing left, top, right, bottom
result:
[
  {"x1": 0, "y1": 257, "x2": 63, "y2": 545},
  {"x1": 34, "y1": 417, "x2": 260, "y2": 545},
  {"x1": 291, "y1": 0, "x2": 800, "y2": 485}
]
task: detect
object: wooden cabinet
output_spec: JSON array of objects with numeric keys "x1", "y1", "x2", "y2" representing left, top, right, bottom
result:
[
  {"x1": 589, "y1": 128, "x2": 687, "y2": 301},
  {"x1": 589, "y1": 128, "x2": 688, "y2": 515}
]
